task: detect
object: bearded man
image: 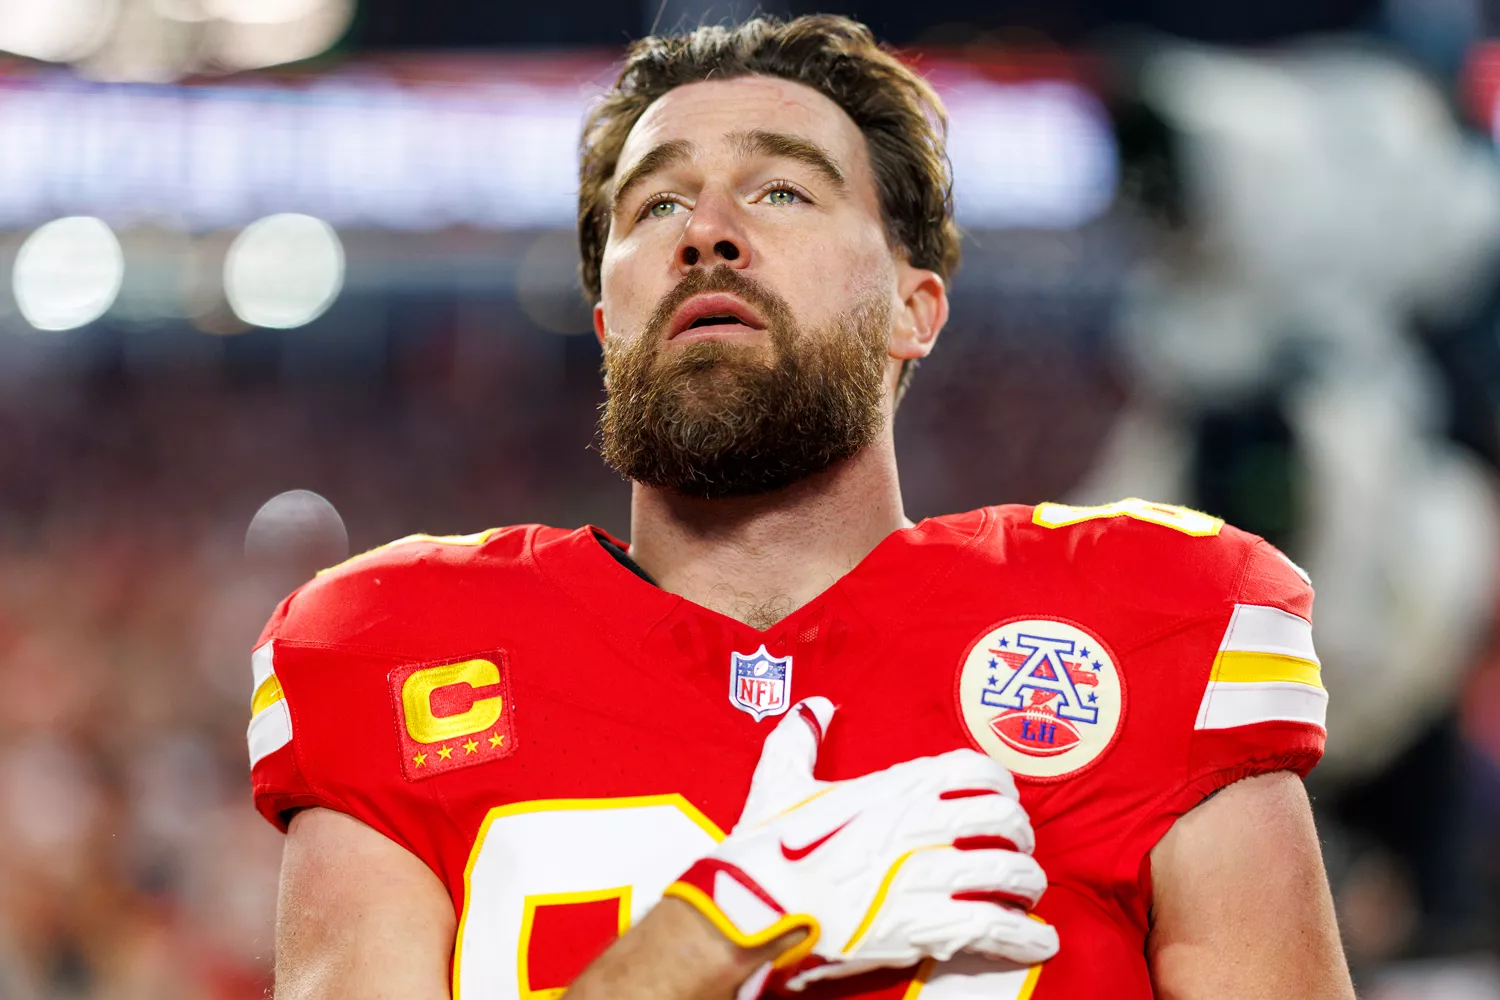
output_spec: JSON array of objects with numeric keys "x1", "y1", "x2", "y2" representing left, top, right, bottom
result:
[{"x1": 249, "y1": 15, "x2": 1355, "y2": 1000}]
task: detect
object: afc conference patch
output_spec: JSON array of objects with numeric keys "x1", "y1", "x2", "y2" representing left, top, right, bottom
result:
[
  {"x1": 956, "y1": 618, "x2": 1126, "y2": 780},
  {"x1": 729, "y1": 644, "x2": 792, "y2": 722}
]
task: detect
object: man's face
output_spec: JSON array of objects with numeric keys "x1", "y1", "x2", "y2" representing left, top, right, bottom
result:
[{"x1": 594, "y1": 75, "x2": 909, "y2": 498}]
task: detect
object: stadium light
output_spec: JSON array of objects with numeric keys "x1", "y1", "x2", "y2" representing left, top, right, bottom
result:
[
  {"x1": 13, "y1": 216, "x2": 125, "y2": 331},
  {"x1": 223, "y1": 213, "x2": 344, "y2": 329}
]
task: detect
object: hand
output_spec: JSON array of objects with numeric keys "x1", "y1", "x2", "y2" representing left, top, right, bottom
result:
[{"x1": 664, "y1": 697, "x2": 1059, "y2": 991}]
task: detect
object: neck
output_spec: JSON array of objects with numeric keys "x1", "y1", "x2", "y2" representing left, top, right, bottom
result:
[{"x1": 627, "y1": 430, "x2": 910, "y2": 630}]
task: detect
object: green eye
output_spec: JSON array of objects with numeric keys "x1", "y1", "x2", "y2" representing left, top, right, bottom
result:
[
  {"x1": 765, "y1": 188, "x2": 799, "y2": 205},
  {"x1": 648, "y1": 200, "x2": 677, "y2": 218}
]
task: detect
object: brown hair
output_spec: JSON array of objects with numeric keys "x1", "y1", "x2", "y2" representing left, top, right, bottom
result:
[{"x1": 577, "y1": 15, "x2": 959, "y2": 399}]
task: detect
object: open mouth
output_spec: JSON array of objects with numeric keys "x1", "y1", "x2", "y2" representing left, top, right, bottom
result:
[
  {"x1": 687, "y1": 314, "x2": 752, "y2": 330},
  {"x1": 668, "y1": 293, "x2": 767, "y2": 339}
]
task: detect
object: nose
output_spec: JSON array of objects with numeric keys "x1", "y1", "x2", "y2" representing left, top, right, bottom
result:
[{"x1": 675, "y1": 190, "x2": 750, "y2": 274}]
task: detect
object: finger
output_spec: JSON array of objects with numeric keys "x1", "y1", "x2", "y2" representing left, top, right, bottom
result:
[
  {"x1": 901, "y1": 898, "x2": 1061, "y2": 966},
  {"x1": 889, "y1": 748, "x2": 1019, "y2": 801},
  {"x1": 961, "y1": 908, "x2": 1060, "y2": 966},
  {"x1": 900, "y1": 792, "x2": 1035, "y2": 854},
  {"x1": 897, "y1": 846, "x2": 1048, "y2": 911},
  {"x1": 739, "y1": 697, "x2": 835, "y2": 824},
  {"x1": 927, "y1": 748, "x2": 1021, "y2": 800}
]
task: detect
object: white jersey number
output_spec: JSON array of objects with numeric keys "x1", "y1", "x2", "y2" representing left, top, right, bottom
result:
[{"x1": 453, "y1": 795, "x2": 1041, "y2": 1000}]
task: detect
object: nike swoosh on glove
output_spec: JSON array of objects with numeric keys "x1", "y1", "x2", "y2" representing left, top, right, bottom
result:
[{"x1": 663, "y1": 697, "x2": 1059, "y2": 992}]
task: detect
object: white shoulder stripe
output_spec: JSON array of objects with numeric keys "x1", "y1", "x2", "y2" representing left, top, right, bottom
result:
[
  {"x1": 1220, "y1": 604, "x2": 1318, "y2": 663},
  {"x1": 248, "y1": 700, "x2": 292, "y2": 768},
  {"x1": 1196, "y1": 681, "x2": 1328, "y2": 731},
  {"x1": 252, "y1": 640, "x2": 275, "y2": 690}
]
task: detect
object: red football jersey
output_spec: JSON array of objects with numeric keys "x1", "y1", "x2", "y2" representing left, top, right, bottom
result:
[{"x1": 248, "y1": 500, "x2": 1326, "y2": 999}]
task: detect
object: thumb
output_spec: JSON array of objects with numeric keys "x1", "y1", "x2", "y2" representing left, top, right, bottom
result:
[{"x1": 738, "y1": 697, "x2": 836, "y2": 827}]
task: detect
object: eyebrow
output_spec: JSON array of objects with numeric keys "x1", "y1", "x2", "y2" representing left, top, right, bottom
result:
[
  {"x1": 609, "y1": 128, "x2": 848, "y2": 215},
  {"x1": 726, "y1": 129, "x2": 847, "y2": 191},
  {"x1": 611, "y1": 138, "x2": 697, "y2": 213}
]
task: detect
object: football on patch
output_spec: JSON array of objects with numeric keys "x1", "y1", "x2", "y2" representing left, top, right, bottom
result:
[{"x1": 990, "y1": 709, "x2": 1081, "y2": 757}]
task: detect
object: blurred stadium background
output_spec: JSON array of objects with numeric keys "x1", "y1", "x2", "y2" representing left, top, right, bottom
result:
[{"x1": 1, "y1": 0, "x2": 1499, "y2": 997}]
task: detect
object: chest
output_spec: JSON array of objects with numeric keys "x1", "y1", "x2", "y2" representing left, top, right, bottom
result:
[{"x1": 416, "y1": 585, "x2": 1184, "y2": 1000}]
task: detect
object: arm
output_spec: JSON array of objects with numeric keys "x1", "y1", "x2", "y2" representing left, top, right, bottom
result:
[
  {"x1": 567, "y1": 898, "x2": 792, "y2": 999},
  {"x1": 1146, "y1": 771, "x2": 1354, "y2": 1000},
  {"x1": 274, "y1": 807, "x2": 455, "y2": 1000},
  {"x1": 274, "y1": 807, "x2": 784, "y2": 1000}
]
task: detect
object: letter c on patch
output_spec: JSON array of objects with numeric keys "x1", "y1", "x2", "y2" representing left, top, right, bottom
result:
[{"x1": 402, "y1": 659, "x2": 504, "y2": 744}]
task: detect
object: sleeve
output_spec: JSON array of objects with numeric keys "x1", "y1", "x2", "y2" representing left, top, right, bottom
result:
[
  {"x1": 246, "y1": 583, "x2": 448, "y2": 872},
  {"x1": 1106, "y1": 535, "x2": 1328, "y2": 920},
  {"x1": 1183, "y1": 537, "x2": 1327, "y2": 789}
]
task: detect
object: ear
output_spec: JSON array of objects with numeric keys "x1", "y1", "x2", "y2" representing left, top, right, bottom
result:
[
  {"x1": 889, "y1": 263, "x2": 947, "y2": 362},
  {"x1": 593, "y1": 303, "x2": 607, "y2": 346}
]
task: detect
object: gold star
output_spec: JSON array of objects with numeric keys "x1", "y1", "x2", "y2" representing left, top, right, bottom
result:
[
  {"x1": 488, "y1": 733, "x2": 505, "y2": 749},
  {"x1": 463, "y1": 739, "x2": 480, "y2": 754},
  {"x1": 412, "y1": 752, "x2": 427, "y2": 767},
  {"x1": 438, "y1": 745, "x2": 453, "y2": 760}
]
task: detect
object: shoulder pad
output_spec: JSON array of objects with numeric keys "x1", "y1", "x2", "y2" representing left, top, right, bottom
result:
[
  {"x1": 258, "y1": 525, "x2": 535, "y2": 650},
  {"x1": 1018, "y1": 497, "x2": 1290, "y2": 619},
  {"x1": 315, "y1": 528, "x2": 507, "y2": 580}
]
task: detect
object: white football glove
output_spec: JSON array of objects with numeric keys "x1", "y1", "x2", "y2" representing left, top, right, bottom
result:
[{"x1": 663, "y1": 697, "x2": 1058, "y2": 991}]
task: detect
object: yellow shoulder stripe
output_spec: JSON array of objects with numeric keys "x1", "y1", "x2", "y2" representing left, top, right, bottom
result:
[
  {"x1": 1033, "y1": 498, "x2": 1224, "y2": 538},
  {"x1": 251, "y1": 673, "x2": 285, "y2": 717},
  {"x1": 316, "y1": 528, "x2": 500, "y2": 578},
  {"x1": 1210, "y1": 650, "x2": 1322, "y2": 689}
]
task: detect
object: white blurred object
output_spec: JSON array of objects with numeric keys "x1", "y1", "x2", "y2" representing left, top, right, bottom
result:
[
  {"x1": 1081, "y1": 44, "x2": 1500, "y2": 781},
  {"x1": 206, "y1": 0, "x2": 353, "y2": 71},
  {"x1": 204, "y1": 0, "x2": 323, "y2": 23},
  {"x1": 0, "y1": 0, "x2": 119, "y2": 62},
  {"x1": 13, "y1": 216, "x2": 125, "y2": 331},
  {"x1": 0, "y1": 0, "x2": 352, "y2": 81},
  {"x1": 224, "y1": 213, "x2": 344, "y2": 329},
  {"x1": 244, "y1": 488, "x2": 348, "y2": 571}
]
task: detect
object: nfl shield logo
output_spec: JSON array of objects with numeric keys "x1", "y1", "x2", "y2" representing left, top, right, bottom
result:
[{"x1": 729, "y1": 644, "x2": 793, "y2": 721}]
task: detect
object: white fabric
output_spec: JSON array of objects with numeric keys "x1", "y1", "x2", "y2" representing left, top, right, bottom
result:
[
  {"x1": 1195, "y1": 680, "x2": 1329, "y2": 731},
  {"x1": 714, "y1": 870, "x2": 783, "y2": 936},
  {"x1": 248, "y1": 699, "x2": 292, "y2": 767},
  {"x1": 252, "y1": 640, "x2": 276, "y2": 691},
  {"x1": 707, "y1": 697, "x2": 1057, "y2": 991},
  {"x1": 1219, "y1": 604, "x2": 1319, "y2": 662}
]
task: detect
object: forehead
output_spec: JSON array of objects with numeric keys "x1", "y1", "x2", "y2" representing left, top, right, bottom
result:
[{"x1": 617, "y1": 75, "x2": 873, "y2": 185}]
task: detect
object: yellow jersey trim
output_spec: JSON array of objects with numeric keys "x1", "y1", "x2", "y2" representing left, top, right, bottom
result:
[
  {"x1": 250, "y1": 673, "x2": 284, "y2": 717},
  {"x1": 1210, "y1": 650, "x2": 1323, "y2": 689},
  {"x1": 317, "y1": 528, "x2": 500, "y2": 578},
  {"x1": 452, "y1": 794, "x2": 726, "y2": 1000},
  {"x1": 841, "y1": 844, "x2": 946, "y2": 953},
  {"x1": 661, "y1": 881, "x2": 820, "y2": 970}
]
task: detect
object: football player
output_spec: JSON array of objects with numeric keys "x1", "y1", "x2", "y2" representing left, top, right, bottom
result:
[{"x1": 252, "y1": 14, "x2": 1356, "y2": 1000}]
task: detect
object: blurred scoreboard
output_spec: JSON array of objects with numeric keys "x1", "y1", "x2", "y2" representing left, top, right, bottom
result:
[{"x1": 0, "y1": 53, "x2": 1117, "y2": 233}]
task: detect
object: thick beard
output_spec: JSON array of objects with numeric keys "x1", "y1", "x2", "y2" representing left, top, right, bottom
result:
[{"x1": 599, "y1": 266, "x2": 890, "y2": 500}]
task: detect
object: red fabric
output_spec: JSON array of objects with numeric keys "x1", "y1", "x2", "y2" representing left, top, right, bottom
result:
[
  {"x1": 524, "y1": 896, "x2": 623, "y2": 993},
  {"x1": 249, "y1": 506, "x2": 1324, "y2": 998}
]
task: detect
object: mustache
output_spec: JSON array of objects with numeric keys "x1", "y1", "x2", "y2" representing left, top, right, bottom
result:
[{"x1": 643, "y1": 264, "x2": 793, "y2": 344}]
